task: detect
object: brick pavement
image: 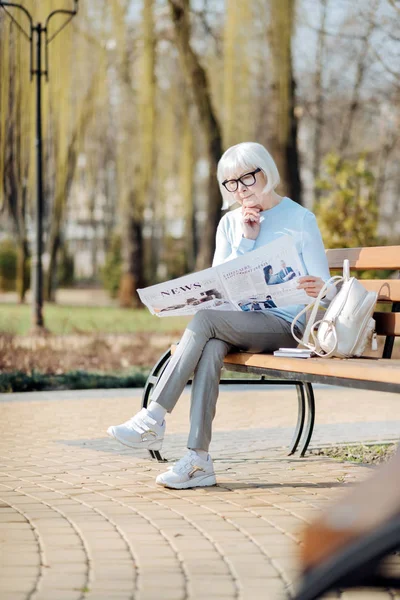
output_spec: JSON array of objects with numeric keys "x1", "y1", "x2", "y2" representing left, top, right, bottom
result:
[{"x1": 1, "y1": 385, "x2": 400, "y2": 600}]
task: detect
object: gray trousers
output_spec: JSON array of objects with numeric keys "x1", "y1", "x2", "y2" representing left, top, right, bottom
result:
[{"x1": 150, "y1": 310, "x2": 298, "y2": 451}]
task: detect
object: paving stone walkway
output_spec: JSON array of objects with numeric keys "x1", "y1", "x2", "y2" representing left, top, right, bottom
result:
[{"x1": 1, "y1": 385, "x2": 399, "y2": 600}]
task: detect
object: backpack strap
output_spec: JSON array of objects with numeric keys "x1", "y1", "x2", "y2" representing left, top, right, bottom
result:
[
  {"x1": 307, "y1": 317, "x2": 339, "y2": 357},
  {"x1": 291, "y1": 275, "x2": 343, "y2": 351}
]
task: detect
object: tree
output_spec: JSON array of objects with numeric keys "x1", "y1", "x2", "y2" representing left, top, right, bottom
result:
[
  {"x1": 168, "y1": 0, "x2": 223, "y2": 270},
  {"x1": 0, "y1": 17, "x2": 33, "y2": 303},
  {"x1": 0, "y1": 0, "x2": 97, "y2": 308},
  {"x1": 268, "y1": 0, "x2": 302, "y2": 204},
  {"x1": 115, "y1": 0, "x2": 156, "y2": 308},
  {"x1": 44, "y1": 79, "x2": 99, "y2": 301}
]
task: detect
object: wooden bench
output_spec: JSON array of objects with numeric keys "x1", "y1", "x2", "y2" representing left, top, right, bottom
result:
[{"x1": 142, "y1": 245, "x2": 400, "y2": 462}]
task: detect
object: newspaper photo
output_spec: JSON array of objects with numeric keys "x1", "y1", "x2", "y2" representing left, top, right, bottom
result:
[
  {"x1": 137, "y1": 235, "x2": 311, "y2": 317},
  {"x1": 217, "y1": 235, "x2": 309, "y2": 312}
]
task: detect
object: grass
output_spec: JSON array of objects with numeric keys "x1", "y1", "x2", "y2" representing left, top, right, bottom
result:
[
  {"x1": 0, "y1": 303, "x2": 190, "y2": 335},
  {"x1": 311, "y1": 443, "x2": 397, "y2": 465}
]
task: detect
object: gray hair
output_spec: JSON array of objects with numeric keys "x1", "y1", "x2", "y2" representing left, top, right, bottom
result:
[{"x1": 217, "y1": 142, "x2": 280, "y2": 209}]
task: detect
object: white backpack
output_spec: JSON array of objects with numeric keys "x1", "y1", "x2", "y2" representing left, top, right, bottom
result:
[{"x1": 291, "y1": 260, "x2": 378, "y2": 358}]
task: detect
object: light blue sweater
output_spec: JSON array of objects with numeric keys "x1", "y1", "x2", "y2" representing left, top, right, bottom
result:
[{"x1": 212, "y1": 197, "x2": 332, "y2": 332}]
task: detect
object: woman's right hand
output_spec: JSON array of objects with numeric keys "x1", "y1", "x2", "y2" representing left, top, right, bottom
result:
[{"x1": 242, "y1": 202, "x2": 261, "y2": 240}]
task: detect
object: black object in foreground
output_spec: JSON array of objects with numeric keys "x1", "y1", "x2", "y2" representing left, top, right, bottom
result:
[{"x1": 294, "y1": 515, "x2": 400, "y2": 600}]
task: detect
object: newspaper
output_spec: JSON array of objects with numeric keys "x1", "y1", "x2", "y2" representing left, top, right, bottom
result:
[{"x1": 138, "y1": 235, "x2": 311, "y2": 317}]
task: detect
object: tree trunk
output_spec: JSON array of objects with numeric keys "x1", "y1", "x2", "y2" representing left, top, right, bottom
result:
[
  {"x1": 197, "y1": 142, "x2": 221, "y2": 270},
  {"x1": 268, "y1": 0, "x2": 302, "y2": 204},
  {"x1": 168, "y1": 0, "x2": 223, "y2": 269},
  {"x1": 45, "y1": 232, "x2": 60, "y2": 303},
  {"x1": 16, "y1": 238, "x2": 29, "y2": 304},
  {"x1": 286, "y1": 77, "x2": 302, "y2": 206},
  {"x1": 117, "y1": 0, "x2": 155, "y2": 305},
  {"x1": 180, "y1": 98, "x2": 195, "y2": 273},
  {"x1": 119, "y1": 208, "x2": 145, "y2": 309}
]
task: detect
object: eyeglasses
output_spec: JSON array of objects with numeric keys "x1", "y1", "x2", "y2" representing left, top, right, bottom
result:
[{"x1": 222, "y1": 168, "x2": 261, "y2": 193}]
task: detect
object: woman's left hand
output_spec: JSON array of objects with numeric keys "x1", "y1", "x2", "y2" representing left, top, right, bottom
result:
[{"x1": 297, "y1": 276, "x2": 325, "y2": 298}]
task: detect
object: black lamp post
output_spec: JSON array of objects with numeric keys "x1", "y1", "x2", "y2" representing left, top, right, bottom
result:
[{"x1": 0, "y1": 1, "x2": 79, "y2": 330}]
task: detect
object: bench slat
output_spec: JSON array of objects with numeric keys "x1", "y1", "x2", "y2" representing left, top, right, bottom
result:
[
  {"x1": 363, "y1": 280, "x2": 400, "y2": 302},
  {"x1": 327, "y1": 246, "x2": 400, "y2": 270},
  {"x1": 223, "y1": 354, "x2": 400, "y2": 386},
  {"x1": 374, "y1": 312, "x2": 400, "y2": 336}
]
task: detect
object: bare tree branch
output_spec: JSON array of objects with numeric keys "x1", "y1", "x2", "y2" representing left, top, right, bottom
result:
[
  {"x1": 372, "y1": 48, "x2": 400, "y2": 84},
  {"x1": 339, "y1": 0, "x2": 380, "y2": 153},
  {"x1": 313, "y1": 0, "x2": 328, "y2": 204},
  {"x1": 298, "y1": 20, "x2": 366, "y2": 41},
  {"x1": 191, "y1": 9, "x2": 222, "y2": 55},
  {"x1": 388, "y1": 0, "x2": 400, "y2": 14}
]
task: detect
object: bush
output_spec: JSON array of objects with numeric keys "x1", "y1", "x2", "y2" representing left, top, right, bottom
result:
[
  {"x1": 0, "y1": 239, "x2": 17, "y2": 291},
  {"x1": 315, "y1": 153, "x2": 379, "y2": 249},
  {"x1": 0, "y1": 369, "x2": 148, "y2": 393},
  {"x1": 101, "y1": 235, "x2": 122, "y2": 298}
]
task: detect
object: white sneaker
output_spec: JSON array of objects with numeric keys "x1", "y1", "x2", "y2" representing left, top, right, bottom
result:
[
  {"x1": 107, "y1": 408, "x2": 165, "y2": 450},
  {"x1": 156, "y1": 450, "x2": 216, "y2": 489}
]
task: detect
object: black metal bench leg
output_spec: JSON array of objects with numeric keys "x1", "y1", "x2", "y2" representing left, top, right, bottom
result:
[
  {"x1": 142, "y1": 348, "x2": 172, "y2": 409},
  {"x1": 141, "y1": 349, "x2": 172, "y2": 463},
  {"x1": 288, "y1": 383, "x2": 306, "y2": 456},
  {"x1": 150, "y1": 450, "x2": 167, "y2": 462},
  {"x1": 299, "y1": 383, "x2": 315, "y2": 457}
]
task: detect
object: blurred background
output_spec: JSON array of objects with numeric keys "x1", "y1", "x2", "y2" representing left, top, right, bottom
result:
[{"x1": 0, "y1": 0, "x2": 399, "y2": 390}]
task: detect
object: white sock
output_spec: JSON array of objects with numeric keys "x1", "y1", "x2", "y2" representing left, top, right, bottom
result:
[
  {"x1": 193, "y1": 449, "x2": 208, "y2": 460},
  {"x1": 147, "y1": 401, "x2": 167, "y2": 425}
]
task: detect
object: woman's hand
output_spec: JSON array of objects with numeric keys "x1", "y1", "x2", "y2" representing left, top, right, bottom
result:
[
  {"x1": 241, "y1": 199, "x2": 261, "y2": 240},
  {"x1": 297, "y1": 275, "x2": 325, "y2": 298}
]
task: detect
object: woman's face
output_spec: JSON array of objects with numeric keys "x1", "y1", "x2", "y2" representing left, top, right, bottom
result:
[{"x1": 226, "y1": 167, "x2": 267, "y2": 209}]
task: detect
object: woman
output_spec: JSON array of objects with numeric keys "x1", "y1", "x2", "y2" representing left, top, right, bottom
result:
[
  {"x1": 263, "y1": 265, "x2": 273, "y2": 284},
  {"x1": 107, "y1": 142, "x2": 335, "y2": 490},
  {"x1": 263, "y1": 264, "x2": 283, "y2": 285}
]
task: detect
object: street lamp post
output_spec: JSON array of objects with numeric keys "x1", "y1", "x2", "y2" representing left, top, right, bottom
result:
[{"x1": 0, "y1": 1, "x2": 79, "y2": 331}]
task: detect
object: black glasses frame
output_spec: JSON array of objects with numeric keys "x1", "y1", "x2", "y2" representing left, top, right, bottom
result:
[{"x1": 222, "y1": 168, "x2": 262, "y2": 192}]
